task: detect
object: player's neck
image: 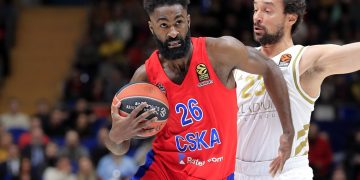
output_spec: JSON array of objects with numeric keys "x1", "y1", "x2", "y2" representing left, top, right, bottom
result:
[
  {"x1": 260, "y1": 37, "x2": 293, "y2": 58},
  {"x1": 159, "y1": 45, "x2": 194, "y2": 85},
  {"x1": 160, "y1": 43, "x2": 194, "y2": 71}
]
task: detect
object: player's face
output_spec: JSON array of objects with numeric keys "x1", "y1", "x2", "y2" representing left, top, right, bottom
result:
[
  {"x1": 148, "y1": 4, "x2": 191, "y2": 60},
  {"x1": 253, "y1": 0, "x2": 286, "y2": 45}
]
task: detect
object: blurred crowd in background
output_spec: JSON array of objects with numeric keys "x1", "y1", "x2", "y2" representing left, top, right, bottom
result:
[{"x1": 0, "y1": 0, "x2": 360, "y2": 179}]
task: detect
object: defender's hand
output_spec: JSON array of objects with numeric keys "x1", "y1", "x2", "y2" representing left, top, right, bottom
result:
[
  {"x1": 109, "y1": 102, "x2": 157, "y2": 144},
  {"x1": 269, "y1": 133, "x2": 293, "y2": 177}
]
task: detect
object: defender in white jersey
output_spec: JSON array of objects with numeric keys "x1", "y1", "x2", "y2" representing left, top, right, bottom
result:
[{"x1": 234, "y1": 0, "x2": 360, "y2": 179}]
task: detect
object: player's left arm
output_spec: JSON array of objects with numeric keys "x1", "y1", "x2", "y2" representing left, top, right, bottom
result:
[
  {"x1": 216, "y1": 37, "x2": 294, "y2": 137},
  {"x1": 306, "y1": 42, "x2": 360, "y2": 78},
  {"x1": 241, "y1": 46, "x2": 295, "y2": 176},
  {"x1": 209, "y1": 36, "x2": 294, "y2": 175}
]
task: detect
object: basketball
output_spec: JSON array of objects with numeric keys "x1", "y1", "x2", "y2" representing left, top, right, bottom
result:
[{"x1": 112, "y1": 82, "x2": 169, "y2": 138}]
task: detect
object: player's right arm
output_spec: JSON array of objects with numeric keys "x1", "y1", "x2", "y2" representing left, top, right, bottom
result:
[{"x1": 105, "y1": 64, "x2": 157, "y2": 156}]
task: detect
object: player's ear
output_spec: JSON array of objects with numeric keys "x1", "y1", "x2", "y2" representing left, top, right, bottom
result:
[
  {"x1": 287, "y1": 13, "x2": 297, "y2": 26},
  {"x1": 148, "y1": 21, "x2": 154, "y2": 34}
]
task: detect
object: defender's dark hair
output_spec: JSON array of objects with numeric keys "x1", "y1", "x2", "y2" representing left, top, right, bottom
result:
[
  {"x1": 283, "y1": 0, "x2": 306, "y2": 34},
  {"x1": 143, "y1": 0, "x2": 190, "y2": 14}
]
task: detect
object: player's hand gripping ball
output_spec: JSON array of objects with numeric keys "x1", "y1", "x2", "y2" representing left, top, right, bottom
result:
[{"x1": 112, "y1": 82, "x2": 169, "y2": 138}]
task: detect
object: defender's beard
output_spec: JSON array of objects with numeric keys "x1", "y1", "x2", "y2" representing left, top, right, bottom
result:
[{"x1": 255, "y1": 24, "x2": 284, "y2": 45}]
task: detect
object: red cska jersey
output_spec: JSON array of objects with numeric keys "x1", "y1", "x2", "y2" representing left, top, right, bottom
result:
[{"x1": 133, "y1": 37, "x2": 238, "y2": 180}]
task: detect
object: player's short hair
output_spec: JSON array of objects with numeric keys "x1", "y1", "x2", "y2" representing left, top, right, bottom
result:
[
  {"x1": 143, "y1": 0, "x2": 190, "y2": 14},
  {"x1": 283, "y1": 0, "x2": 306, "y2": 34}
]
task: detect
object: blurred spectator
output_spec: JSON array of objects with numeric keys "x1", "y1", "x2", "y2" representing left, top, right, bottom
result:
[
  {"x1": 88, "y1": 0, "x2": 110, "y2": 45},
  {"x1": 325, "y1": 32, "x2": 344, "y2": 45},
  {"x1": 22, "y1": 127, "x2": 47, "y2": 179},
  {"x1": 68, "y1": 98, "x2": 94, "y2": 125},
  {"x1": 0, "y1": 98, "x2": 30, "y2": 130},
  {"x1": 44, "y1": 142, "x2": 59, "y2": 168},
  {"x1": 91, "y1": 77, "x2": 104, "y2": 101},
  {"x1": 97, "y1": 153, "x2": 137, "y2": 180},
  {"x1": 77, "y1": 156, "x2": 97, "y2": 180},
  {"x1": 331, "y1": 164, "x2": 347, "y2": 180},
  {"x1": 0, "y1": 121, "x2": 5, "y2": 136},
  {"x1": 103, "y1": 68, "x2": 127, "y2": 102},
  {"x1": 105, "y1": 3, "x2": 133, "y2": 44},
  {"x1": 74, "y1": 98, "x2": 92, "y2": 114},
  {"x1": 98, "y1": 32, "x2": 124, "y2": 59},
  {"x1": 73, "y1": 35, "x2": 100, "y2": 78},
  {"x1": 18, "y1": 116, "x2": 49, "y2": 149},
  {"x1": 309, "y1": 123, "x2": 333, "y2": 180},
  {"x1": 126, "y1": 41, "x2": 148, "y2": 71},
  {"x1": 0, "y1": 144, "x2": 20, "y2": 179},
  {"x1": 0, "y1": 132, "x2": 13, "y2": 162},
  {"x1": 74, "y1": 113, "x2": 92, "y2": 138},
  {"x1": 33, "y1": 98, "x2": 51, "y2": 123},
  {"x1": 91, "y1": 127, "x2": 110, "y2": 165},
  {"x1": 19, "y1": 157, "x2": 31, "y2": 180},
  {"x1": 351, "y1": 74, "x2": 360, "y2": 103},
  {"x1": 59, "y1": 130, "x2": 89, "y2": 163},
  {"x1": 97, "y1": 57, "x2": 123, "y2": 84},
  {"x1": 43, "y1": 156, "x2": 76, "y2": 180},
  {"x1": 344, "y1": 129, "x2": 360, "y2": 180},
  {"x1": 63, "y1": 68, "x2": 92, "y2": 103},
  {"x1": 43, "y1": 108, "x2": 66, "y2": 138}
]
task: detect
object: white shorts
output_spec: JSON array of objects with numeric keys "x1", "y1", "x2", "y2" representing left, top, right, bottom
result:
[{"x1": 234, "y1": 156, "x2": 313, "y2": 180}]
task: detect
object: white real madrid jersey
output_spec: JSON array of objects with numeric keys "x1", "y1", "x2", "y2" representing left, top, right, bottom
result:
[{"x1": 234, "y1": 45, "x2": 318, "y2": 162}]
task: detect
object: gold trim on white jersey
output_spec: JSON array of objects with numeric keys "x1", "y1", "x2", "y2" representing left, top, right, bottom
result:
[{"x1": 291, "y1": 47, "x2": 318, "y2": 104}]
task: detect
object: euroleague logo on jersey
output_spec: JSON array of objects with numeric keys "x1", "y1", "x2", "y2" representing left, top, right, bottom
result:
[
  {"x1": 156, "y1": 83, "x2": 167, "y2": 95},
  {"x1": 279, "y1": 54, "x2": 292, "y2": 67},
  {"x1": 196, "y1": 63, "x2": 213, "y2": 87}
]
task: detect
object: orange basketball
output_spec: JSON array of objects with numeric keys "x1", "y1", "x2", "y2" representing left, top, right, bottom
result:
[{"x1": 112, "y1": 82, "x2": 169, "y2": 138}]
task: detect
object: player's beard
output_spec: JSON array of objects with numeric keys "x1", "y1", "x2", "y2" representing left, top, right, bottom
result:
[
  {"x1": 254, "y1": 23, "x2": 284, "y2": 46},
  {"x1": 154, "y1": 29, "x2": 191, "y2": 60}
]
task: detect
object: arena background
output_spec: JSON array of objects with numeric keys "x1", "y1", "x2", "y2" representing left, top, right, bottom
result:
[{"x1": 0, "y1": 0, "x2": 359, "y2": 179}]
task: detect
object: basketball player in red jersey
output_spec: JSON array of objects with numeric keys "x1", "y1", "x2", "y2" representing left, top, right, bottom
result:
[{"x1": 105, "y1": 0, "x2": 294, "y2": 179}]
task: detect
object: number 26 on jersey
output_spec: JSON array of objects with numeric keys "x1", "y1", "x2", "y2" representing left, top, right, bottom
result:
[{"x1": 175, "y1": 98, "x2": 203, "y2": 127}]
